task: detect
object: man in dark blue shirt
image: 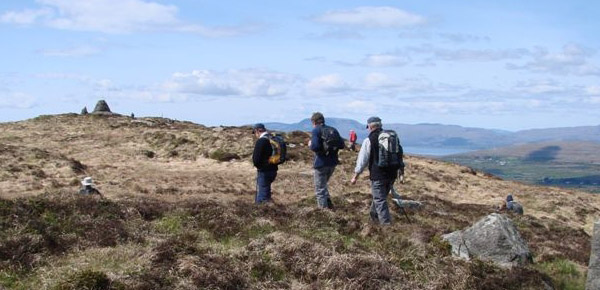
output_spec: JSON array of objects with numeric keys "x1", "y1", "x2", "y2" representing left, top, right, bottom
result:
[
  {"x1": 252, "y1": 123, "x2": 278, "y2": 203},
  {"x1": 309, "y1": 112, "x2": 345, "y2": 209}
]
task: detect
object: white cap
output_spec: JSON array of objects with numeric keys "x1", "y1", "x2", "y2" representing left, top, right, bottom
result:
[{"x1": 81, "y1": 177, "x2": 93, "y2": 186}]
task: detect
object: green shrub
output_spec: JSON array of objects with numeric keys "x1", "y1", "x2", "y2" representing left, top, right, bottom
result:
[
  {"x1": 537, "y1": 258, "x2": 585, "y2": 290},
  {"x1": 53, "y1": 269, "x2": 124, "y2": 290},
  {"x1": 154, "y1": 214, "x2": 185, "y2": 235},
  {"x1": 209, "y1": 149, "x2": 240, "y2": 162}
]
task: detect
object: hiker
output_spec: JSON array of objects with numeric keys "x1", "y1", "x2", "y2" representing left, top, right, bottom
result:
[
  {"x1": 502, "y1": 194, "x2": 524, "y2": 215},
  {"x1": 252, "y1": 123, "x2": 279, "y2": 203},
  {"x1": 308, "y1": 112, "x2": 345, "y2": 209},
  {"x1": 349, "y1": 129, "x2": 358, "y2": 151},
  {"x1": 349, "y1": 129, "x2": 357, "y2": 151},
  {"x1": 351, "y1": 117, "x2": 404, "y2": 225},
  {"x1": 78, "y1": 177, "x2": 103, "y2": 197}
]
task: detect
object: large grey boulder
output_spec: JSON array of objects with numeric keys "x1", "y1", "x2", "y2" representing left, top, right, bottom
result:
[
  {"x1": 442, "y1": 213, "x2": 532, "y2": 268},
  {"x1": 587, "y1": 221, "x2": 600, "y2": 290}
]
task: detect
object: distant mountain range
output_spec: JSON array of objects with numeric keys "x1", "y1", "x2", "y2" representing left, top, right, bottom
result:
[{"x1": 264, "y1": 118, "x2": 600, "y2": 149}]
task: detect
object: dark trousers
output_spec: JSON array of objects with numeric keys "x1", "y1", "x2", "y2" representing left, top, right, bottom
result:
[{"x1": 256, "y1": 170, "x2": 277, "y2": 203}]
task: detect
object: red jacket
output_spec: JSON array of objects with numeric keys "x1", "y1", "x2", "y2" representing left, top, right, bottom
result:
[{"x1": 349, "y1": 131, "x2": 357, "y2": 142}]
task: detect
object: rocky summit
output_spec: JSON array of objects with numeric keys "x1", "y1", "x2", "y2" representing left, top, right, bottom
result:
[{"x1": 0, "y1": 113, "x2": 599, "y2": 289}]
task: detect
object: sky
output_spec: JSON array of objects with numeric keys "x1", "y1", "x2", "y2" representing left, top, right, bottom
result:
[{"x1": 1, "y1": 0, "x2": 599, "y2": 131}]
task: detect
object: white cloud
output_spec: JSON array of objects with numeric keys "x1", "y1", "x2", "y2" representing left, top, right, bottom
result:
[
  {"x1": 313, "y1": 6, "x2": 426, "y2": 29},
  {"x1": 344, "y1": 100, "x2": 377, "y2": 114},
  {"x1": 39, "y1": 45, "x2": 102, "y2": 57},
  {"x1": 585, "y1": 97, "x2": 600, "y2": 104},
  {"x1": 176, "y1": 23, "x2": 264, "y2": 38},
  {"x1": 421, "y1": 46, "x2": 529, "y2": 62},
  {"x1": 513, "y1": 79, "x2": 565, "y2": 95},
  {"x1": 29, "y1": 0, "x2": 178, "y2": 33},
  {"x1": 0, "y1": 8, "x2": 51, "y2": 24},
  {"x1": 1, "y1": 0, "x2": 260, "y2": 36},
  {"x1": 0, "y1": 92, "x2": 36, "y2": 109},
  {"x1": 306, "y1": 74, "x2": 351, "y2": 94},
  {"x1": 364, "y1": 72, "x2": 466, "y2": 95},
  {"x1": 305, "y1": 29, "x2": 364, "y2": 40},
  {"x1": 585, "y1": 85, "x2": 600, "y2": 96},
  {"x1": 164, "y1": 69, "x2": 301, "y2": 97},
  {"x1": 438, "y1": 33, "x2": 490, "y2": 43},
  {"x1": 507, "y1": 44, "x2": 600, "y2": 76},
  {"x1": 362, "y1": 54, "x2": 410, "y2": 67},
  {"x1": 364, "y1": 73, "x2": 394, "y2": 87}
]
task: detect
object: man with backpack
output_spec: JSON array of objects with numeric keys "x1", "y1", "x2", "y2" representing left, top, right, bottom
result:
[
  {"x1": 351, "y1": 117, "x2": 404, "y2": 225},
  {"x1": 309, "y1": 112, "x2": 345, "y2": 209},
  {"x1": 252, "y1": 123, "x2": 282, "y2": 203}
]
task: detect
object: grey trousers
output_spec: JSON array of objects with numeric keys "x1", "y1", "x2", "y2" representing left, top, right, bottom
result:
[
  {"x1": 314, "y1": 166, "x2": 336, "y2": 208},
  {"x1": 370, "y1": 179, "x2": 393, "y2": 224}
]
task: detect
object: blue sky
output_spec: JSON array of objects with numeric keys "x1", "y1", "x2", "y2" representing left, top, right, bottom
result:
[{"x1": 1, "y1": 0, "x2": 599, "y2": 130}]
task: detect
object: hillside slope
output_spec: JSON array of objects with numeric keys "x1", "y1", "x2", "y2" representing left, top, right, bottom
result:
[{"x1": 1, "y1": 114, "x2": 599, "y2": 289}]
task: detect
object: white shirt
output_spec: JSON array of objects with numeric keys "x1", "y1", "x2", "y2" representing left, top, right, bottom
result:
[{"x1": 354, "y1": 138, "x2": 371, "y2": 174}]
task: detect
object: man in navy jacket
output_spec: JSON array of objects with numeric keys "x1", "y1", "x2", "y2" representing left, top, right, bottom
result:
[
  {"x1": 252, "y1": 123, "x2": 278, "y2": 203},
  {"x1": 309, "y1": 112, "x2": 345, "y2": 209}
]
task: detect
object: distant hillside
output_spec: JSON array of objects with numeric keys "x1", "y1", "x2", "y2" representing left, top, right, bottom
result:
[
  {"x1": 449, "y1": 141, "x2": 600, "y2": 163},
  {"x1": 265, "y1": 118, "x2": 600, "y2": 149},
  {"x1": 512, "y1": 125, "x2": 600, "y2": 143},
  {"x1": 443, "y1": 141, "x2": 600, "y2": 193}
]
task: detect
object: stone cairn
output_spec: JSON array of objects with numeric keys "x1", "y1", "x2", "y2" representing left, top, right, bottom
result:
[{"x1": 92, "y1": 100, "x2": 112, "y2": 114}]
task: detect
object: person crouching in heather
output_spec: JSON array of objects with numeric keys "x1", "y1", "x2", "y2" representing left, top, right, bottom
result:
[
  {"x1": 499, "y1": 194, "x2": 524, "y2": 215},
  {"x1": 252, "y1": 123, "x2": 278, "y2": 203}
]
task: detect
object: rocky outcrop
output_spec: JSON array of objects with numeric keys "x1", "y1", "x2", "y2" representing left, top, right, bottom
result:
[
  {"x1": 587, "y1": 221, "x2": 600, "y2": 289},
  {"x1": 442, "y1": 213, "x2": 532, "y2": 268},
  {"x1": 81, "y1": 107, "x2": 88, "y2": 115}
]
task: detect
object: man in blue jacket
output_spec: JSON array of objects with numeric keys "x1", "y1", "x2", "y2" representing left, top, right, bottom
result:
[
  {"x1": 252, "y1": 123, "x2": 278, "y2": 203},
  {"x1": 309, "y1": 112, "x2": 345, "y2": 209}
]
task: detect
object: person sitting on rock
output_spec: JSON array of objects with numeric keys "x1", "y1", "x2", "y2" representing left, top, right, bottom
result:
[
  {"x1": 78, "y1": 177, "x2": 103, "y2": 197},
  {"x1": 500, "y1": 194, "x2": 523, "y2": 215}
]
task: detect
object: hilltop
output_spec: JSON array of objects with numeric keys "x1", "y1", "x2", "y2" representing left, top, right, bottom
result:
[{"x1": 1, "y1": 114, "x2": 600, "y2": 289}]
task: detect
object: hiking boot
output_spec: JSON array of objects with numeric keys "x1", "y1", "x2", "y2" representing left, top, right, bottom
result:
[{"x1": 326, "y1": 197, "x2": 334, "y2": 210}]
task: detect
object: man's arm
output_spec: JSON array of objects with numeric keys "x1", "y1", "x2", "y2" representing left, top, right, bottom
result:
[{"x1": 351, "y1": 138, "x2": 371, "y2": 184}]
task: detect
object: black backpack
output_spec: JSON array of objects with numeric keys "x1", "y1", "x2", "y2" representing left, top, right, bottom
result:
[
  {"x1": 377, "y1": 130, "x2": 402, "y2": 169},
  {"x1": 320, "y1": 125, "x2": 343, "y2": 156},
  {"x1": 267, "y1": 134, "x2": 287, "y2": 165}
]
